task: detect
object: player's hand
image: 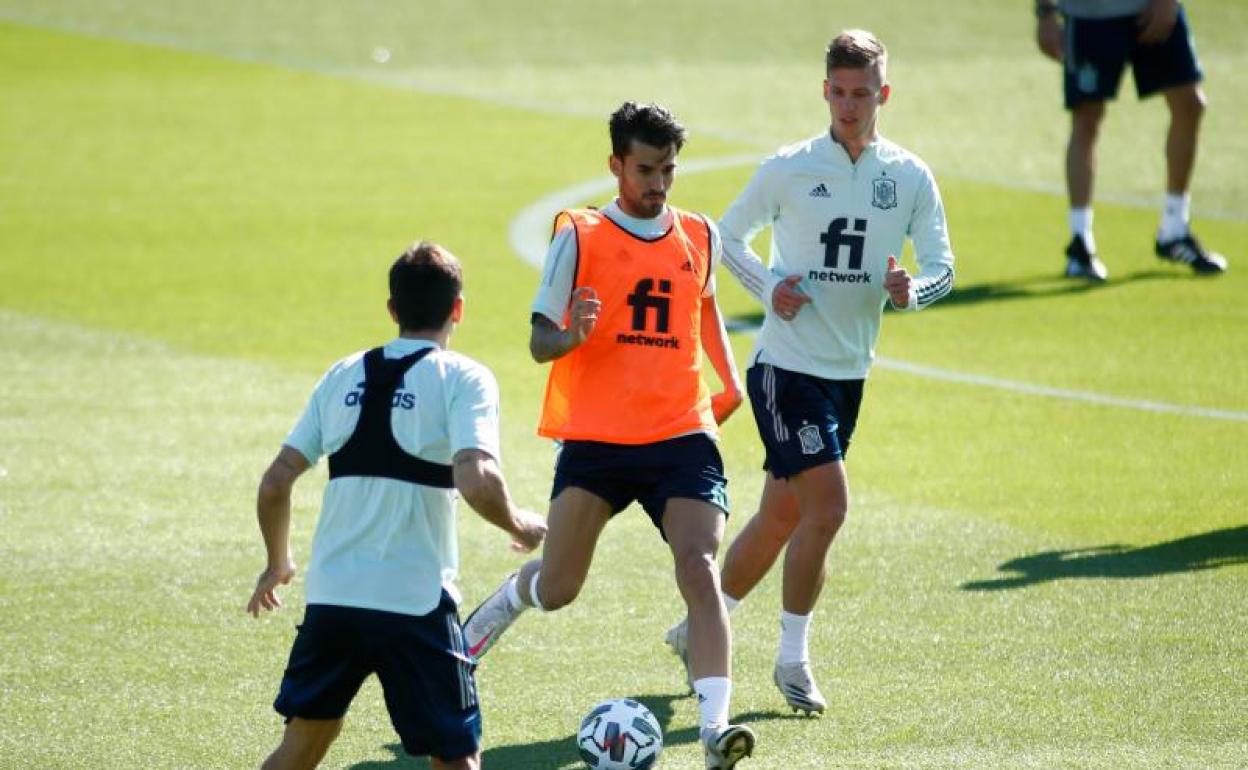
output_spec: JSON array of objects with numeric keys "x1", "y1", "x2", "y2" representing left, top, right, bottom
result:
[
  {"x1": 711, "y1": 386, "x2": 744, "y2": 425},
  {"x1": 771, "y1": 275, "x2": 811, "y2": 321},
  {"x1": 247, "y1": 559, "x2": 297, "y2": 617},
  {"x1": 565, "y1": 286, "x2": 601, "y2": 349},
  {"x1": 1136, "y1": 0, "x2": 1178, "y2": 44},
  {"x1": 884, "y1": 255, "x2": 911, "y2": 308},
  {"x1": 1036, "y1": 15, "x2": 1064, "y2": 61},
  {"x1": 509, "y1": 509, "x2": 547, "y2": 553}
]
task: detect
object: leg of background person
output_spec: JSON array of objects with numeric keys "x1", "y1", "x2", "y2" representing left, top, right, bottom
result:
[
  {"x1": 432, "y1": 753, "x2": 480, "y2": 770},
  {"x1": 720, "y1": 473, "x2": 800, "y2": 602},
  {"x1": 781, "y1": 461, "x2": 849, "y2": 615},
  {"x1": 1162, "y1": 83, "x2": 1205, "y2": 197},
  {"x1": 516, "y1": 487, "x2": 612, "y2": 611},
  {"x1": 260, "y1": 718, "x2": 343, "y2": 770},
  {"x1": 663, "y1": 498, "x2": 729, "y2": 680},
  {"x1": 1067, "y1": 99, "x2": 1105, "y2": 210}
]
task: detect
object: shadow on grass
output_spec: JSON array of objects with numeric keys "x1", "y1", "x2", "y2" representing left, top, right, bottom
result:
[
  {"x1": 961, "y1": 525, "x2": 1248, "y2": 591},
  {"x1": 725, "y1": 269, "x2": 1180, "y2": 333},
  {"x1": 347, "y1": 691, "x2": 811, "y2": 769}
]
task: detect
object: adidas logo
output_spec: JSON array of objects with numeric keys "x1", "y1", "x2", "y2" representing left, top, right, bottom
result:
[{"x1": 809, "y1": 183, "x2": 831, "y2": 198}]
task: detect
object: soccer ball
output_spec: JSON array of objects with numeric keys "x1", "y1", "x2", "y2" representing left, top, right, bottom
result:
[{"x1": 575, "y1": 698, "x2": 663, "y2": 769}]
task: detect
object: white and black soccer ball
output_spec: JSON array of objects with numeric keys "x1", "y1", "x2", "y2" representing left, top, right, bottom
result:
[{"x1": 575, "y1": 698, "x2": 663, "y2": 770}]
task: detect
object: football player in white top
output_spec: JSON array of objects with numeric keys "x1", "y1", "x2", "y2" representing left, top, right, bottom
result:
[
  {"x1": 667, "y1": 29, "x2": 954, "y2": 716},
  {"x1": 247, "y1": 241, "x2": 545, "y2": 770}
]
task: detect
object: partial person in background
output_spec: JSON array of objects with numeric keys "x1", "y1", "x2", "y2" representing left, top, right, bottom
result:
[
  {"x1": 247, "y1": 241, "x2": 546, "y2": 770},
  {"x1": 666, "y1": 29, "x2": 955, "y2": 717},
  {"x1": 462, "y1": 101, "x2": 756, "y2": 770},
  {"x1": 1035, "y1": 0, "x2": 1227, "y2": 279}
]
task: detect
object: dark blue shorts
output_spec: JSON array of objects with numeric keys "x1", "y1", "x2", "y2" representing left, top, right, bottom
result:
[
  {"x1": 551, "y1": 433, "x2": 729, "y2": 537},
  {"x1": 746, "y1": 363, "x2": 864, "y2": 480},
  {"x1": 273, "y1": 593, "x2": 481, "y2": 761},
  {"x1": 1064, "y1": 6, "x2": 1202, "y2": 108}
]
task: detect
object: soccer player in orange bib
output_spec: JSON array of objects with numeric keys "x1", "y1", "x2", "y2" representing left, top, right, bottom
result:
[{"x1": 463, "y1": 102, "x2": 755, "y2": 769}]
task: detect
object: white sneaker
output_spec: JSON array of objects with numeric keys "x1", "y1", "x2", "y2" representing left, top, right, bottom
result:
[
  {"x1": 772, "y1": 660, "x2": 826, "y2": 715},
  {"x1": 462, "y1": 573, "x2": 521, "y2": 660},
  {"x1": 702, "y1": 724, "x2": 755, "y2": 770},
  {"x1": 663, "y1": 618, "x2": 694, "y2": 691}
]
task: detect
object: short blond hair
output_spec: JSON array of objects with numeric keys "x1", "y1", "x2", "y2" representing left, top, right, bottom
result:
[{"x1": 825, "y1": 29, "x2": 887, "y2": 79}]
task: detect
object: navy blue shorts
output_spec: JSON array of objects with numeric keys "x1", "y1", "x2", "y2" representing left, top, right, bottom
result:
[
  {"x1": 273, "y1": 593, "x2": 481, "y2": 761},
  {"x1": 1064, "y1": 5, "x2": 1202, "y2": 108},
  {"x1": 746, "y1": 363, "x2": 864, "y2": 480},
  {"x1": 551, "y1": 433, "x2": 729, "y2": 537}
]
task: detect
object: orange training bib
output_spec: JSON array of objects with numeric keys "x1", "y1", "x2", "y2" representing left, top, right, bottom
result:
[{"x1": 537, "y1": 207, "x2": 716, "y2": 444}]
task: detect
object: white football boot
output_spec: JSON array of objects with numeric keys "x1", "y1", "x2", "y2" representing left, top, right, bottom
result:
[
  {"x1": 462, "y1": 572, "x2": 521, "y2": 660},
  {"x1": 663, "y1": 618, "x2": 694, "y2": 691},
  {"x1": 702, "y1": 724, "x2": 755, "y2": 770},
  {"x1": 772, "y1": 660, "x2": 826, "y2": 715}
]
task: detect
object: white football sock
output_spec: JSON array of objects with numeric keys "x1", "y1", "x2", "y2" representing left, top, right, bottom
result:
[
  {"x1": 526, "y1": 571, "x2": 545, "y2": 611},
  {"x1": 693, "y1": 676, "x2": 731, "y2": 732},
  {"x1": 1069, "y1": 207, "x2": 1097, "y2": 254},
  {"x1": 504, "y1": 573, "x2": 525, "y2": 611},
  {"x1": 777, "y1": 610, "x2": 812, "y2": 665},
  {"x1": 1159, "y1": 192, "x2": 1191, "y2": 242}
]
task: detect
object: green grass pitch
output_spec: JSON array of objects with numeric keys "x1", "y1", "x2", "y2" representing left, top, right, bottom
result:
[{"x1": 1, "y1": 2, "x2": 1245, "y2": 768}]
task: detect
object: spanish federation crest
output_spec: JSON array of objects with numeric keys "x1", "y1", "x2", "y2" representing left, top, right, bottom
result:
[
  {"x1": 797, "y1": 424, "x2": 825, "y2": 455},
  {"x1": 871, "y1": 174, "x2": 897, "y2": 210}
]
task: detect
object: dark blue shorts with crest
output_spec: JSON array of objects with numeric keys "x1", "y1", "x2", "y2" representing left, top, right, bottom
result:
[
  {"x1": 746, "y1": 363, "x2": 864, "y2": 480},
  {"x1": 1064, "y1": 6, "x2": 1202, "y2": 108}
]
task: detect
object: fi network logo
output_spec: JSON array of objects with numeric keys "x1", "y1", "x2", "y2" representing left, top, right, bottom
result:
[
  {"x1": 819, "y1": 217, "x2": 868, "y2": 270},
  {"x1": 626, "y1": 278, "x2": 672, "y2": 332},
  {"x1": 619, "y1": 277, "x2": 680, "y2": 349}
]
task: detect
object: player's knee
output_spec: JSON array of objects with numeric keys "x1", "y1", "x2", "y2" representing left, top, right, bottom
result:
[
  {"x1": 672, "y1": 549, "x2": 718, "y2": 595},
  {"x1": 761, "y1": 502, "x2": 801, "y2": 537},
  {"x1": 804, "y1": 501, "x2": 847, "y2": 541},
  {"x1": 1172, "y1": 87, "x2": 1206, "y2": 122},
  {"x1": 536, "y1": 573, "x2": 581, "y2": 611},
  {"x1": 1071, "y1": 105, "x2": 1104, "y2": 140}
]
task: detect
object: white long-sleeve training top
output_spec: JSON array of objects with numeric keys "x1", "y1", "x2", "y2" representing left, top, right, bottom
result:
[{"x1": 720, "y1": 131, "x2": 955, "y2": 380}]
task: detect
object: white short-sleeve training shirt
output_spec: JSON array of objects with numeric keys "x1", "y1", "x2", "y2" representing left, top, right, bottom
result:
[{"x1": 284, "y1": 337, "x2": 500, "y2": 616}]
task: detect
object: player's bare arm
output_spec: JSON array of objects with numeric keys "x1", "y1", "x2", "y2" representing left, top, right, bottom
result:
[
  {"x1": 529, "y1": 286, "x2": 601, "y2": 363},
  {"x1": 1034, "y1": 1, "x2": 1064, "y2": 61},
  {"x1": 699, "y1": 298, "x2": 744, "y2": 424},
  {"x1": 247, "y1": 444, "x2": 310, "y2": 617},
  {"x1": 452, "y1": 448, "x2": 547, "y2": 552}
]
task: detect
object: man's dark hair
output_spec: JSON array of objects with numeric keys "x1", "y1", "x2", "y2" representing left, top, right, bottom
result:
[
  {"x1": 389, "y1": 241, "x2": 463, "y2": 331},
  {"x1": 608, "y1": 101, "x2": 687, "y2": 158},
  {"x1": 826, "y1": 29, "x2": 888, "y2": 77}
]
